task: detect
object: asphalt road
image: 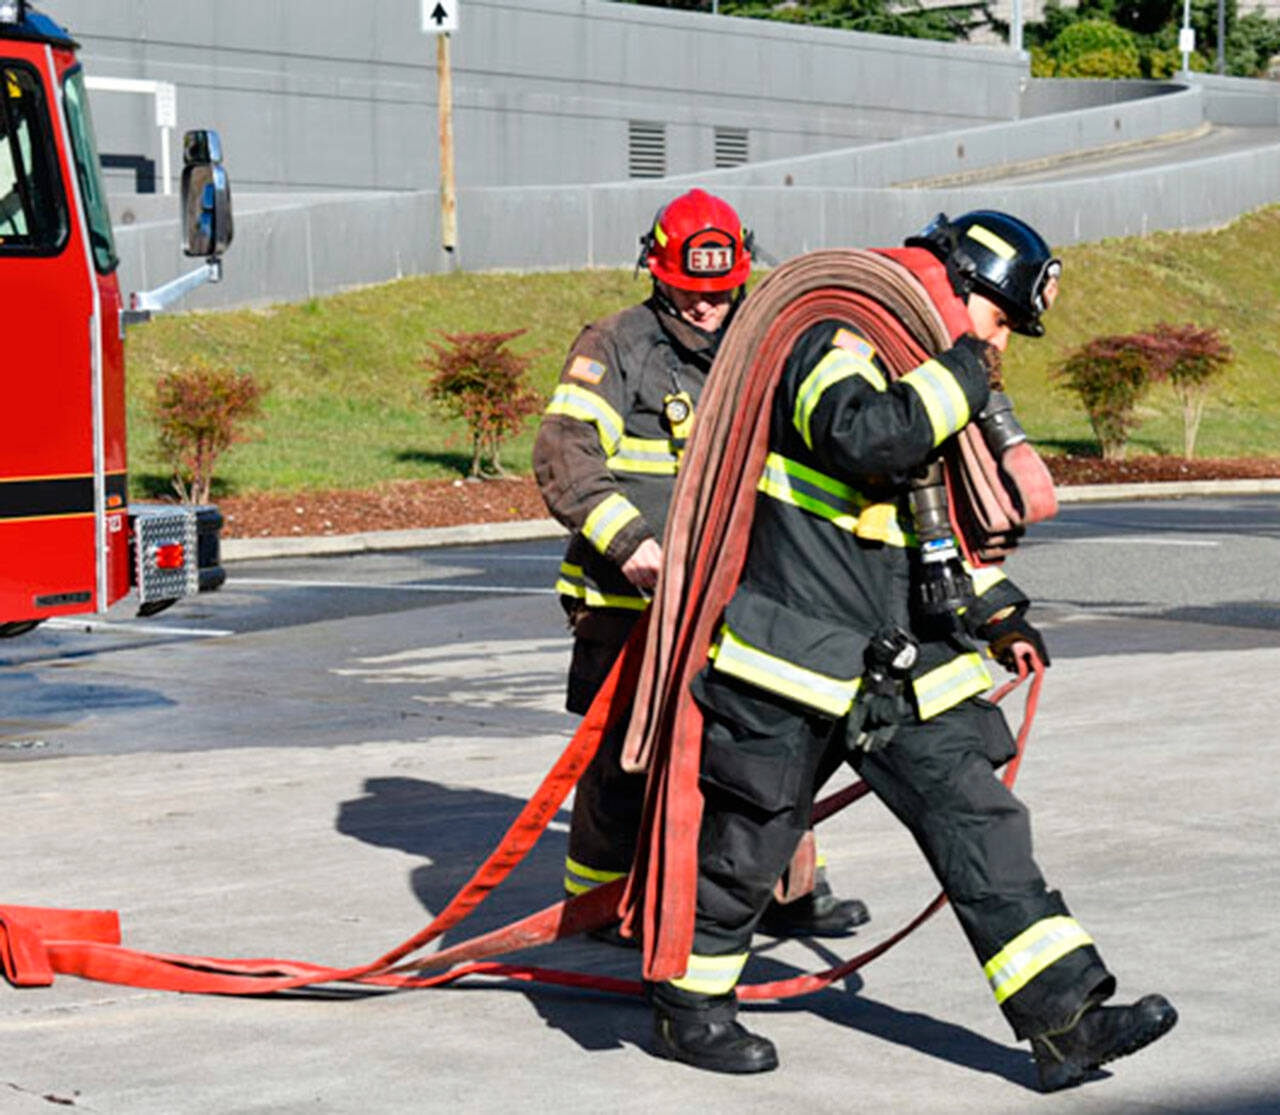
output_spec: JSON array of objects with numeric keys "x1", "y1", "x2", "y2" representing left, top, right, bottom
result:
[
  {"x1": 3, "y1": 494, "x2": 1278, "y2": 762},
  {"x1": 2, "y1": 495, "x2": 1278, "y2": 1114}
]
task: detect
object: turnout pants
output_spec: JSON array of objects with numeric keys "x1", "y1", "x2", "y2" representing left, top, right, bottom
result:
[
  {"x1": 655, "y1": 669, "x2": 1114, "y2": 1040},
  {"x1": 563, "y1": 607, "x2": 648, "y2": 892}
]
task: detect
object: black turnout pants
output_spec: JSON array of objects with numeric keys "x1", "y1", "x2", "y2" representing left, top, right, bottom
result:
[
  {"x1": 657, "y1": 669, "x2": 1114, "y2": 1040},
  {"x1": 565, "y1": 606, "x2": 647, "y2": 876}
]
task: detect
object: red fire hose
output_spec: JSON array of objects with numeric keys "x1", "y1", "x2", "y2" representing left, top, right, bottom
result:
[{"x1": 1, "y1": 249, "x2": 1053, "y2": 1001}]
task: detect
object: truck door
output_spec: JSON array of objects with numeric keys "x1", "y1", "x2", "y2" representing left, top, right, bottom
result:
[{"x1": 0, "y1": 49, "x2": 110, "y2": 626}]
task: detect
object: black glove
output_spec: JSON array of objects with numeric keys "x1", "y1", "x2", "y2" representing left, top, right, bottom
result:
[
  {"x1": 980, "y1": 610, "x2": 1051, "y2": 671},
  {"x1": 846, "y1": 628, "x2": 918, "y2": 753}
]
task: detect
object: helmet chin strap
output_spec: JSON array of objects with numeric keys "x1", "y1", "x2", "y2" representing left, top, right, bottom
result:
[{"x1": 650, "y1": 279, "x2": 744, "y2": 352}]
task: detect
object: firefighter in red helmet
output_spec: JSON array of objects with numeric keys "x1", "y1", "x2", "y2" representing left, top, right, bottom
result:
[{"x1": 534, "y1": 188, "x2": 869, "y2": 942}]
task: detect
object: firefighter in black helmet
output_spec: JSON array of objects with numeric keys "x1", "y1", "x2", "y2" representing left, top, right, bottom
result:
[
  {"x1": 533, "y1": 189, "x2": 869, "y2": 944},
  {"x1": 647, "y1": 210, "x2": 1177, "y2": 1091}
]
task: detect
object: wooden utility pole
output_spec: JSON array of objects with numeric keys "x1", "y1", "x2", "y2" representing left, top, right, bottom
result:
[{"x1": 437, "y1": 32, "x2": 458, "y2": 260}]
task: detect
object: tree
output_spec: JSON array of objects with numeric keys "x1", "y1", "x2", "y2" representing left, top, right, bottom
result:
[
  {"x1": 422, "y1": 330, "x2": 543, "y2": 479},
  {"x1": 150, "y1": 357, "x2": 266, "y2": 504},
  {"x1": 1027, "y1": 0, "x2": 1280, "y2": 77},
  {"x1": 1149, "y1": 322, "x2": 1233, "y2": 458},
  {"x1": 615, "y1": 0, "x2": 988, "y2": 41}
]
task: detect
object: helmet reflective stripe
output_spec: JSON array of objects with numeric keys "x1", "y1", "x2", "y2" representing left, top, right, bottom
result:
[
  {"x1": 983, "y1": 916, "x2": 1095, "y2": 1004},
  {"x1": 669, "y1": 951, "x2": 750, "y2": 996},
  {"x1": 901, "y1": 358, "x2": 973, "y2": 446},
  {"x1": 966, "y1": 223, "x2": 1016, "y2": 260},
  {"x1": 581, "y1": 493, "x2": 642, "y2": 555}
]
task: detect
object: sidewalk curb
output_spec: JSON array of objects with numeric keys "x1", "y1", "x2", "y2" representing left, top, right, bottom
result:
[{"x1": 220, "y1": 478, "x2": 1280, "y2": 562}]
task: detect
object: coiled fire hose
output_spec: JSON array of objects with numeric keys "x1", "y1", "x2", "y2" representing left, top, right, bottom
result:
[{"x1": 0, "y1": 249, "x2": 1050, "y2": 999}]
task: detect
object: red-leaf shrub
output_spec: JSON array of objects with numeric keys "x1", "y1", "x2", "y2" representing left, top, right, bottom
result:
[
  {"x1": 150, "y1": 357, "x2": 266, "y2": 504},
  {"x1": 1052, "y1": 333, "x2": 1164, "y2": 460},
  {"x1": 422, "y1": 329, "x2": 542, "y2": 478}
]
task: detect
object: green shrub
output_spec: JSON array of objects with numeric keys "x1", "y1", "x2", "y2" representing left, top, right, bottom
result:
[
  {"x1": 423, "y1": 329, "x2": 543, "y2": 478},
  {"x1": 1048, "y1": 19, "x2": 1142, "y2": 77}
]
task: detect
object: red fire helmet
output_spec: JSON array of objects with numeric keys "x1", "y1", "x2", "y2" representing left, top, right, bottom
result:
[{"x1": 643, "y1": 188, "x2": 751, "y2": 293}]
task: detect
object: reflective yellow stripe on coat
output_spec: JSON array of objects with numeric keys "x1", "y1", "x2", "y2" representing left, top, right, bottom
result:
[
  {"x1": 912, "y1": 652, "x2": 992, "y2": 721},
  {"x1": 711, "y1": 625, "x2": 861, "y2": 717},
  {"x1": 581, "y1": 493, "x2": 642, "y2": 556},
  {"x1": 607, "y1": 435, "x2": 680, "y2": 475},
  {"x1": 901, "y1": 358, "x2": 972, "y2": 447},
  {"x1": 757, "y1": 452, "x2": 911, "y2": 547},
  {"x1": 545, "y1": 383, "x2": 625, "y2": 454},
  {"x1": 555, "y1": 561, "x2": 648, "y2": 611},
  {"x1": 793, "y1": 346, "x2": 887, "y2": 450}
]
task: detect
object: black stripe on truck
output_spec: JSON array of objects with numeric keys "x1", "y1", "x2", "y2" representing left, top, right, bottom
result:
[{"x1": 0, "y1": 473, "x2": 127, "y2": 520}]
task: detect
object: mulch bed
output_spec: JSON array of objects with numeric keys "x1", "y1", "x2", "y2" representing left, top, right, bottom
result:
[{"x1": 216, "y1": 457, "x2": 1280, "y2": 539}]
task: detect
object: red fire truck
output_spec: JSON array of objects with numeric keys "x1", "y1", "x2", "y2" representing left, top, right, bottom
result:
[{"x1": 0, "y1": 1, "x2": 232, "y2": 638}]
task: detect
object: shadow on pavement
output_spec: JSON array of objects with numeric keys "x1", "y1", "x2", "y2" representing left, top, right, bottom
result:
[{"x1": 334, "y1": 775, "x2": 1032, "y2": 1085}]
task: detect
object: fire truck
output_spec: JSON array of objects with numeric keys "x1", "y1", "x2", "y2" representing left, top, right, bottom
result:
[{"x1": 0, "y1": 1, "x2": 232, "y2": 638}]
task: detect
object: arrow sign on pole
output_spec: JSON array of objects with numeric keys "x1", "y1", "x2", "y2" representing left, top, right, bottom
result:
[{"x1": 421, "y1": 0, "x2": 458, "y2": 34}]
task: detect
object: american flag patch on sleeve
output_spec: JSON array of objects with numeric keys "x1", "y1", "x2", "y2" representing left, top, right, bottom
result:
[
  {"x1": 833, "y1": 330, "x2": 877, "y2": 363},
  {"x1": 568, "y1": 356, "x2": 607, "y2": 384}
]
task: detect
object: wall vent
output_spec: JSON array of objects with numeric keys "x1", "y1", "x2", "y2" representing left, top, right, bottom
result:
[
  {"x1": 714, "y1": 126, "x2": 749, "y2": 169},
  {"x1": 628, "y1": 120, "x2": 667, "y2": 178}
]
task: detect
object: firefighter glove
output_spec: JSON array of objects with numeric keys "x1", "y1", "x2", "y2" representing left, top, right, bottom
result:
[
  {"x1": 846, "y1": 628, "x2": 918, "y2": 753},
  {"x1": 981, "y1": 610, "x2": 1051, "y2": 671}
]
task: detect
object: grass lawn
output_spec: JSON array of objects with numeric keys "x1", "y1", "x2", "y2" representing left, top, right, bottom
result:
[{"x1": 125, "y1": 205, "x2": 1280, "y2": 498}]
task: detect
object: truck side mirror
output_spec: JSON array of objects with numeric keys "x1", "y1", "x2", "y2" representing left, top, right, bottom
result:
[{"x1": 181, "y1": 129, "x2": 233, "y2": 259}]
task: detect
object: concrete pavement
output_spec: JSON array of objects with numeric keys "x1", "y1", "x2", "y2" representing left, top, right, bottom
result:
[
  {"x1": 3, "y1": 626, "x2": 1279, "y2": 1111},
  {"x1": 3, "y1": 483, "x2": 1279, "y2": 1113}
]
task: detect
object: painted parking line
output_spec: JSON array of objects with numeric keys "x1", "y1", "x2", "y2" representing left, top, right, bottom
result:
[
  {"x1": 44, "y1": 618, "x2": 235, "y2": 637},
  {"x1": 1048, "y1": 536, "x2": 1221, "y2": 547},
  {"x1": 233, "y1": 577, "x2": 556, "y2": 596}
]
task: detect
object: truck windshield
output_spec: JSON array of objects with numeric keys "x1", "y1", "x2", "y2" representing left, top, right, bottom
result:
[
  {"x1": 0, "y1": 61, "x2": 68, "y2": 252},
  {"x1": 61, "y1": 66, "x2": 117, "y2": 273}
]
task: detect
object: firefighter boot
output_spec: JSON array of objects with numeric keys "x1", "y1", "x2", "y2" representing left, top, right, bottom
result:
[
  {"x1": 652, "y1": 1012, "x2": 779, "y2": 1075},
  {"x1": 1031, "y1": 994, "x2": 1178, "y2": 1092},
  {"x1": 756, "y1": 871, "x2": 870, "y2": 939}
]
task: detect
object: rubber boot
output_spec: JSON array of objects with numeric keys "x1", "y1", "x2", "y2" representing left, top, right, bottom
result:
[
  {"x1": 652, "y1": 1011, "x2": 779, "y2": 1075},
  {"x1": 1031, "y1": 993, "x2": 1178, "y2": 1092},
  {"x1": 757, "y1": 874, "x2": 870, "y2": 938}
]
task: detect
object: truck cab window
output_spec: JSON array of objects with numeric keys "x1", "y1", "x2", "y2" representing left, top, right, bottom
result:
[
  {"x1": 0, "y1": 62, "x2": 68, "y2": 252},
  {"x1": 61, "y1": 66, "x2": 117, "y2": 273}
]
